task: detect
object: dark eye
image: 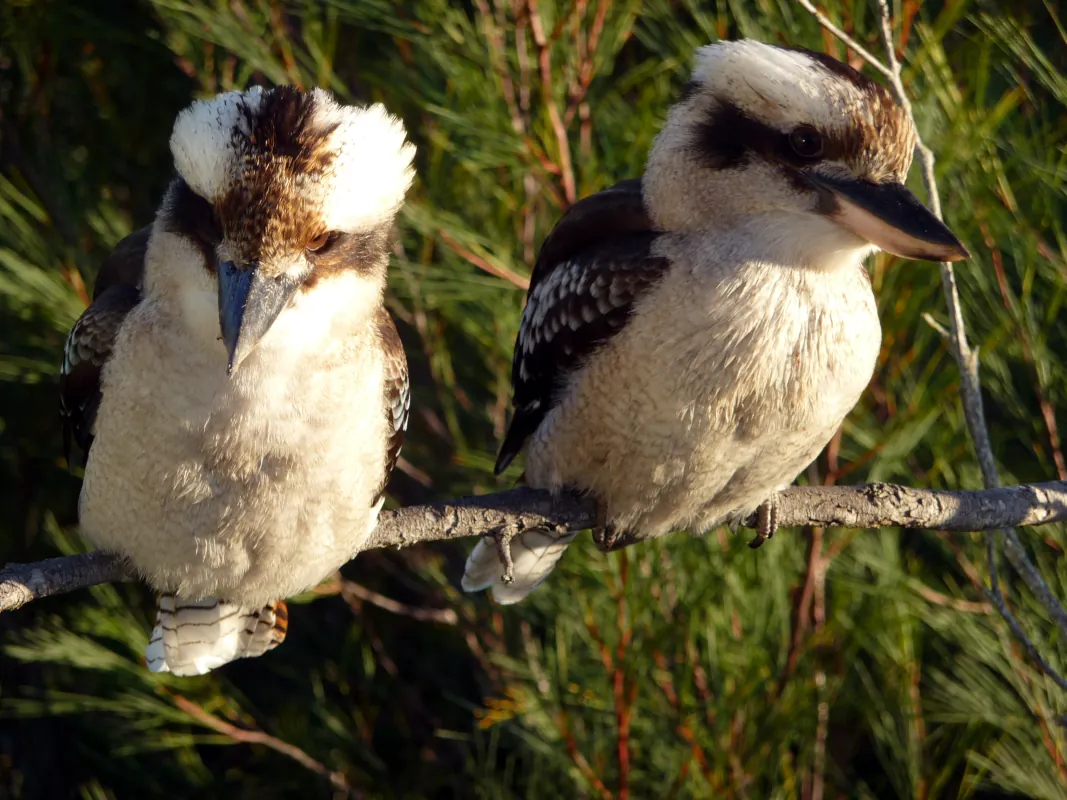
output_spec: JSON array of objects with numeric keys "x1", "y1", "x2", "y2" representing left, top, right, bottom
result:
[
  {"x1": 789, "y1": 126, "x2": 824, "y2": 159},
  {"x1": 306, "y1": 232, "x2": 333, "y2": 253}
]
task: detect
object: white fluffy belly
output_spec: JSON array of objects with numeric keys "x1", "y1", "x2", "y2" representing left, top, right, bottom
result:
[
  {"x1": 79, "y1": 310, "x2": 387, "y2": 606},
  {"x1": 525, "y1": 260, "x2": 880, "y2": 539},
  {"x1": 528, "y1": 391, "x2": 844, "y2": 538}
]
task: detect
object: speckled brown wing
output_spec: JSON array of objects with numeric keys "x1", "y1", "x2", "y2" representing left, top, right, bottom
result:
[
  {"x1": 494, "y1": 179, "x2": 671, "y2": 475},
  {"x1": 60, "y1": 227, "x2": 149, "y2": 465},
  {"x1": 373, "y1": 308, "x2": 410, "y2": 505}
]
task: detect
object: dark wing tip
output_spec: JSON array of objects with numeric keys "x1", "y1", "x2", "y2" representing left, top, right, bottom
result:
[
  {"x1": 62, "y1": 419, "x2": 74, "y2": 469},
  {"x1": 494, "y1": 178, "x2": 659, "y2": 477},
  {"x1": 59, "y1": 284, "x2": 142, "y2": 466},
  {"x1": 494, "y1": 422, "x2": 523, "y2": 475},
  {"x1": 493, "y1": 449, "x2": 516, "y2": 476},
  {"x1": 372, "y1": 309, "x2": 410, "y2": 505},
  {"x1": 494, "y1": 404, "x2": 545, "y2": 475}
]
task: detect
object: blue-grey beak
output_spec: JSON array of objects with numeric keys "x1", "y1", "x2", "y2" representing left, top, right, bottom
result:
[{"x1": 218, "y1": 260, "x2": 309, "y2": 374}]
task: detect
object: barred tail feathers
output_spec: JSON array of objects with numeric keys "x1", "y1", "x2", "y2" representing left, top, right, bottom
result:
[
  {"x1": 145, "y1": 594, "x2": 288, "y2": 676},
  {"x1": 460, "y1": 529, "x2": 577, "y2": 605}
]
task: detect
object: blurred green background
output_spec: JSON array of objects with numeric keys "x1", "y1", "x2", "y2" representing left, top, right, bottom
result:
[{"x1": 1, "y1": 0, "x2": 1066, "y2": 797}]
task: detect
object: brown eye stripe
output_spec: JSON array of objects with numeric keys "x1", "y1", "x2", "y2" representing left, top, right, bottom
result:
[
  {"x1": 693, "y1": 97, "x2": 912, "y2": 181},
  {"x1": 163, "y1": 178, "x2": 222, "y2": 274}
]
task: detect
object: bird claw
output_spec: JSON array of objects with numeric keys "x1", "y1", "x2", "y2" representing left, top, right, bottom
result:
[
  {"x1": 748, "y1": 496, "x2": 779, "y2": 549},
  {"x1": 594, "y1": 497, "x2": 609, "y2": 530},
  {"x1": 592, "y1": 497, "x2": 636, "y2": 552},
  {"x1": 492, "y1": 529, "x2": 517, "y2": 584}
]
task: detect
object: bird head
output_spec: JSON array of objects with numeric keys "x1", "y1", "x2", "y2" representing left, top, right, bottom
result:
[
  {"x1": 644, "y1": 40, "x2": 968, "y2": 270},
  {"x1": 156, "y1": 85, "x2": 415, "y2": 373}
]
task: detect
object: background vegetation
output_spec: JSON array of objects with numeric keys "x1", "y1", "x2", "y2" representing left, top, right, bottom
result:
[{"x1": 1, "y1": 0, "x2": 1066, "y2": 796}]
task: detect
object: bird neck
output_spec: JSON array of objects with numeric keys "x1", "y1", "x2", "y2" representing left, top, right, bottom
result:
[{"x1": 697, "y1": 210, "x2": 876, "y2": 274}]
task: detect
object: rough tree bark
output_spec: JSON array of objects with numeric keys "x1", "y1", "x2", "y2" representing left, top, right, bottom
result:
[{"x1": 2, "y1": 480, "x2": 1065, "y2": 614}]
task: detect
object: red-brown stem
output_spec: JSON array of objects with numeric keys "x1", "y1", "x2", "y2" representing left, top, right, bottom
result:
[
  {"x1": 557, "y1": 711, "x2": 614, "y2": 799},
  {"x1": 564, "y1": 0, "x2": 612, "y2": 125},
  {"x1": 614, "y1": 550, "x2": 632, "y2": 799},
  {"x1": 438, "y1": 231, "x2": 530, "y2": 289},
  {"x1": 170, "y1": 694, "x2": 353, "y2": 796},
  {"x1": 526, "y1": 0, "x2": 577, "y2": 205}
]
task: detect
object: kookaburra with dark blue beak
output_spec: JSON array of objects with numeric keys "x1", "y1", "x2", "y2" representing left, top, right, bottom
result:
[
  {"x1": 61, "y1": 86, "x2": 415, "y2": 674},
  {"x1": 463, "y1": 40, "x2": 969, "y2": 603}
]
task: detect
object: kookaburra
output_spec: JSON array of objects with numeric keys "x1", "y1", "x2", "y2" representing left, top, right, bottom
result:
[
  {"x1": 60, "y1": 86, "x2": 415, "y2": 674},
  {"x1": 462, "y1": 40, "x2": 968, "y2": 603}
]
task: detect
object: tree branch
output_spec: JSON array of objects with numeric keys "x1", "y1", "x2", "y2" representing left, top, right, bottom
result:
[
  {"x1": 800, "y1": 0, "x2": 1067, "y2": 690},
  {"x1": 2, "y1": 481, "x2": 1066, "y2": 614}
]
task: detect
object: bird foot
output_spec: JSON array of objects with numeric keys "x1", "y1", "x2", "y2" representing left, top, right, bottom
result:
[
  {"x1": 747, "y1": 496, "x2": 779, "y2": 549},
  {"x1": 592, "y1": 498, "x2": 634, "y2": 552},
  {"x1": 492, "y1": 529, "x2": 517, "y2": 584}
]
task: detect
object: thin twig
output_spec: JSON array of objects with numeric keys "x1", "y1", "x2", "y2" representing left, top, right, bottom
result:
[
  {"x1": 333, "y1": 576, "x2": 458, "y2": 625},
  {"x1": 564, "y1": 0, "x2": 611, "y2": 126},
  {"x1": 476, "y1": 0, "x2": 525, "y2": 135},
  {"x1": 438, "y1": 230, "x2": 530, "y2": 289},
  {"x1": 913, "y1": 584, "x2": 992, "y2": 614},
  {"x1": 876, "y1": 0, "x2": 1067, "y2": 673},
  {"x1": 526, "y1": 0, "x2": 577, "y2": 205},
  {"x1": 170, "y1": 694, "x2": 356, "y2": 797},
  {"x1": 558, "y1": 709, "x2": 614, "y2": 799},
  {"x1": 811, "y1": 527, "x2": 828, "y2": 800},
  {"x1": 986, "y1": 533, "x2": 1067, "y2": 692},
  {"x1": 613, "y1": 551, "x2": 633, "y2": 800},
  {"x1": 793, "y1": 0, "x2": 893, "y2": 78},
  {"x1": 797, "y1": 0, "x2": 1067, "y2": 689}
]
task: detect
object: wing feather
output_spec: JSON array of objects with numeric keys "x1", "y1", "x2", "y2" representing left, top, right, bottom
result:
[
  {"x1": 373, "y1": 309, "x2": 410, "y2": 505},
  {"x1": 60, "y1": 227, "x2": 149, "y2": 464},
  {"x1": 495, "y1": 179, "x2": 670, "y2": 474}
]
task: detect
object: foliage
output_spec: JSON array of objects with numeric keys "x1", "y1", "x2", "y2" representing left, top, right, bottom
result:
[{"x1": 1, "y1": 0, "x2": 1066, "y2": 796}]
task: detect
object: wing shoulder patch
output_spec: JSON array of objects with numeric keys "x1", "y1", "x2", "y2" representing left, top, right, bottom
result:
[{"x1": 495, "y1": 234, "x2": 670, "y2": 474}]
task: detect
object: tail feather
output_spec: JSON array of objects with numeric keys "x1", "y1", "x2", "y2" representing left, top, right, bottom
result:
[
  {"x1": 146, "y1": 595, "x2": 288, "y2": 676},
  {"x1": 461, "y1": 529, "x2": 576, "y2": 605}
]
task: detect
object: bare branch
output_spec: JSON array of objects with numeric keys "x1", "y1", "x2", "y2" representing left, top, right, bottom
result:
[
  {"x1": 799, "y1": 0, "x2": 1067, "y2": 688},
  {"x1": 0, "y1": 551, "x2": 133, "y2": 613},
  {"x1": 792, "y1": 0, "x2": 893, "y2": 78},
  {"x1": 985, "y1": 532, "x2": 1067, "y2": 692},
  {"x1": 3, "y1": 480, "x2": 1067, "y2": 615},
  {"x1": 875, "y1": 0, "x2": 1067, "y2": 669},
  {"x1": 315, "y1": 574, "x2": 459, "y2": 625}
]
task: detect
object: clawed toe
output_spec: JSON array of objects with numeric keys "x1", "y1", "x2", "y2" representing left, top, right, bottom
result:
[{"x1": 747, "y1": 496, "x2": 779, "y2": 549}]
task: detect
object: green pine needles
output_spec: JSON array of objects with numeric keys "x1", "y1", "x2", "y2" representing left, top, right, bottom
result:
[{"x1": 0, "y1": 0, "x2": 1065, "y2": 796}]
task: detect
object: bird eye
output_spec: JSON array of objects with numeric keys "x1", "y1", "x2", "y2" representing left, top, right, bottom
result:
[
  {"x1": 789, "y1": 126, "x2": 824, "y2": 159},
  {"x1": 306, "y1": 232, "x2": 332, "y2": 253}
]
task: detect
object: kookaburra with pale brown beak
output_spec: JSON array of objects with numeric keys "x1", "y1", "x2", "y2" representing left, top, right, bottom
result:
[
  {"x1": 60, "y1": 86, "x2": 415, "y2": 674},
  {"x1": 462, "y1": 40, "x2": 968, "y2": 603}
]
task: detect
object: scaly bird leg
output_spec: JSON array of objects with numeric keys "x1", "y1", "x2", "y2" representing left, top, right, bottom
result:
[
  {"x1": 492, "y1": 528, "x2": 517, "y2": 584},
  {"x1": 747, "y1": 495, "x2": 779, "y2": 549}
]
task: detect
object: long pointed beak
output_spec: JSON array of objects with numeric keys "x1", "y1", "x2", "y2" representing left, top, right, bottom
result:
[
  {"x1": 218, "y1": 260, "x2": 309, "y2": 374},
  {"x1": 808, "y1": 174, "x2": 970, "y2": 262}
]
